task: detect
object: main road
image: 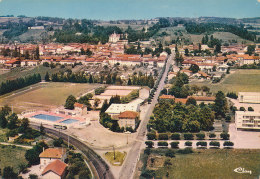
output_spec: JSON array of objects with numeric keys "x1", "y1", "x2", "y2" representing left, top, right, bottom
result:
[
  {"x1": 30, "y1": 123, "x2": 115, "y2": 179},
  {"x1": 119, "y1": 53, "x2": 174, "y2": 179}
]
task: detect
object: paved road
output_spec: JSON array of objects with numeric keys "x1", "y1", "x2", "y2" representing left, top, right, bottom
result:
[
  {"x1": 30, "y1": 124, "x2": 114, "y2": 179},
  {"x1": 119, "y1": 54, "x2": 174, "y2": 179}
]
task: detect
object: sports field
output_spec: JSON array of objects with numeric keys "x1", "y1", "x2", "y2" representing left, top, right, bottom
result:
[
  {"x1": 191, "y1": 70, "x2": 260, "y2": 94},
  {"x1": 0, "y1": 82, "x2": 102, "y2": 113}
]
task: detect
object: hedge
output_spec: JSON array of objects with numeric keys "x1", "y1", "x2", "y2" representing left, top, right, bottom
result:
[
  {"x1": 185, "y1": 141, "x2": 192, "y2": 146},
  {"x1": 220, "y1": 133, "x2": 230, "y2": 140},
  {"x1": 223, "y1": 141, "x2": 234, "y2": 147},
  {"x1": 196, "y1": 141, "x2": 207, "y2": 147},
  {"x1": 196, "y1": 133, "x2": 205, "y2": 140},
  {"x1": 209, "y1": 133, "x2": 216, "y2": 138},
  {"x1": 184, "y1": 133, "x2": 194, "y2": 140},
  {"x1": 171, "y1": 133, "x2": 180, "y2": 140},
  {"x1": 147, "y1": 133, "x2": 156, "y2": 140},
  {"x1": 209, "y1": 141, "x2": 220, "y2": 147},
  {"x1": 145, "y1": 141, "x2": 154, "y2": 148},
  {"x1": 158, "y1": 141, "x2": 168, "y2": 147},
  {"x1": 158, "y1": 133, "x2": 169, "y2": 140},
  {"x1": 170, "y1": 142, "x2": 179, "y2": 149}
]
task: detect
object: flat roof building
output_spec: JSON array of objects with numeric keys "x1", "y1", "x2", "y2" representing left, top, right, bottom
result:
[
  {"x1": 235, "y1": 111, "x2": 260, "y2": 130},
  {"x1": 105, "y1": 103, "x2": 140, "y2": 116},
  {"x1": 238, "y1": 92, "x2": 260, "y2": 104}
]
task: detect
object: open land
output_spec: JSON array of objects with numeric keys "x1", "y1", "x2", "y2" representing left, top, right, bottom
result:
[
  {"x1": 0, "y1": 145, "x2": 28, "y2": 173},
  {"x1": 0, "y1": 82, "x2": 102, "y2": 113},
  {"x1": 138, "y1": 149, "x2": 260, "y2": 179},
  {"x1": 191, "y1": 70, "x2": 260, "y2": 93}
]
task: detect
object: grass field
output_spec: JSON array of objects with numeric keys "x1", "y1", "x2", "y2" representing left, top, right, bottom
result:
[
  {"x1": 104, "y1": 151, "x2": 126, "y2": 166},
  {"x1": 144, "y1": 149, "x2": 260, "y2": 179},
  {"x1": 0, "y1": 82, "x2": 102, "y2": 113},
  {"x1": 0, "y1": 65, "x2": 64, "y2": 84},
  {"x1": 191, "y1": 70, "x2": 260, "y2": 94},
  {"x1": 0, "y1": 145, "x2": 28, "y2": 173}
]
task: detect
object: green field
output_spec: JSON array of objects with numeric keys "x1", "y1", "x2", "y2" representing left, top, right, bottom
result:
[
  {"x1": 104, "y1": 151, "x2": 126, "y2": 166},
  {"x1": 0, "y1": 65, "x2": 63, "y2": 84},
  {"x1": 0, "y1": 82, "x2": 102, "y2": 113},
  {"x1": 0, "y1": 145, "x2": 28, "y2": 173},
  {"x1": 191, "y1": 70, "x2": 260, "y2": 94},
  {"x1": 141, "y1": 149, "x2": 260, "y2": 179}
]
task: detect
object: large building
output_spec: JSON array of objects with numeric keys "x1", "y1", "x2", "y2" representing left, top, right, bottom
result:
[
  {"x1": 117, "y1": 111, "x2": 139, "y2": 129},
  {"x1": 105, "y1": 103, "x2": 140, "y2": 117},
  {"x1": 238, "y1": 92, "x2": 260, "y2": 104},
  {"x1": 235, "y1": 111, "x2": 260, "y2": 130}
]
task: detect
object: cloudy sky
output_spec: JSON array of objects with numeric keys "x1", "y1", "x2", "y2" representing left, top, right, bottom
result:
[{"x1": 0, "y1": 0, "x2": 259, "y2": 20}]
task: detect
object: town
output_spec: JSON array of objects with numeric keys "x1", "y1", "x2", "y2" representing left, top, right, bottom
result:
[{"x1": 0, "y1": 8, "x2": 260, "y2": 179}]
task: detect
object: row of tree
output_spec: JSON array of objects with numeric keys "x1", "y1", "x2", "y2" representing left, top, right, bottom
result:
[{"x1": 0, "y1": 74, "x2": 41, "y2": 95}]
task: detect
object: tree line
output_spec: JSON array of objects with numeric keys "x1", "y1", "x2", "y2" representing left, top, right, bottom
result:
[{"x1": 0, "y1": 73, "x2": 41, "y2": 95}]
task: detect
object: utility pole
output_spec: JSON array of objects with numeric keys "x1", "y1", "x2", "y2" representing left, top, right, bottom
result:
[{"x1": 113, "y1": 146, "x2": 116, "y2": 160}]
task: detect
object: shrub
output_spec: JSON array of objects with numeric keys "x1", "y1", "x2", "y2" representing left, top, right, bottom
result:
[
  {"x1": 158, "y1": 133, "x2": 169, "y2": 140},
  {"x1": 196, "y1": 141, "x2": 207, "y2": 147},
  {"x1": 170, "y1": 142, "x2": 179, "y2": 149},
  {"x1": 220, "y1": 133, "x2": 230, "y2": 140},
  {"x1": 248, "y1": 107, "x2": 254, "y2": 111},
  {"x1": 209, "y1": 141, "x2": 220, "y2": 148},
  {"x1": 227, "y1": 92, "x2": 238, "y2": 99},
  {"x1": 158, "y1": 141, "x2": 168, "y2": 147},
  {"x1": 144, "y1": 148, "x2": 151, "y2": 155},
  {"x1": 165, "y1": 149, "x2": 175, "y2": 158},
  {"x1": 185, "y1": 141, "x2": 192, "y2": 146},
  {"x1": 184, "y1": 133, "x2": 194, "y2": 140},
  {"x1": 145, "y1": 141, "x2": 154, "y2": 148},
  {"x1": 239, "y1": 107, "x2": 246, "y2": 111},
  {"x1": 171, "y1": 133, "x2": 180, "y2": 140},
  {"x1": 177, "y1": 148, "x2": 193, "y2": 154},
  {"x1": 147, "y1": 133, "x2": 157, "y2": 140},
  {"x1": 225, "y1": 116, "x2": 231, "y2": 122},
  {"x1": 223, "y1": 141, "x2": 234, "y2": 147},
  {"x1": 141, "y1": 170, "x2": 156, "y2": 178},
  {"x1": 196, "y1": 133, "x2": 205, "y2": 140},
  {"x1": 209, "y1": 133, "x2": 216, "y2": 138}
]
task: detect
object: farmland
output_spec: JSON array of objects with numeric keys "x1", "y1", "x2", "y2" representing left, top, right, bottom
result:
[
  {"x1": 191, "y1": 70, "x2": 260, "y2": 94},
  {"x1": 0, "y1": 82, "x2": 102, "y2": 113}
]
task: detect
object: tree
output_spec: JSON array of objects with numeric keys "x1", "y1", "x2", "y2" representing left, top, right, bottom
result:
[
  {"x1": 100, "y1": 100, "x2": 109, "y2": 113},
  {"x1": 239, "y1": 107, "x2": 246, "y2": 111},
  {"x1": 246, "y1": 45, "x2": 255, "y2": 55},
  {"x1": 170, "y1": 142, "x2": 179, "y2": 148},
  {"x1": 145, "y1": 141, "x2": 154, "y2": 148},
  {"x1": 184, "y1": 49, "x2": 189, "y2": 56},
  {"x1": 214, "y1": 43, "x2": 221, "y2": 53},
  {"x1": 214, "y1": 91, "x2": 228, "y2": 118},
  {"x1": 248, "y1": 107, "x2": 254, "y2": 111},
  {"x1": 189, "y1": 64, "x2": 200, "y2": 73},
  {"x1": 45, "y1": 72, "x2": 50, "y2": 82},
  {"x1": 25, "y1": 149, "x2": 40, "y2": 165},
  {"x1": 53, "y1": 137, "x2": 63, "y2": 147},
  {"x1": 7, "y1": 113, "x2": 19, "y2": 130},
  {"x1": 94, "y1": 98, "x2": 101, "y2": 110},
  {"x1": 18, "y1": 118, "x2": 29, "y2": 132},
  {"x1": 40, "y1": 123, "x2": 45, "y2": 135},
  {"x1": 3, "y1": 166, "x2": 18, "y2": 179},
  {"x1": 186, "y1": 97, "x2": 197, "y2": 106},
  {"x1": 64, "y1": 95, "x2": 77, "y2": 110},
  {"x1": 35, "y1": 46, "x2": 40, "y2": 60}
]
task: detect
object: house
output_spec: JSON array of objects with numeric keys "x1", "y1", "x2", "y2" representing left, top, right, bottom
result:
[
  {"x1": 235, "y1": 111, "x2": 260, "y2": 130},
  {"x1": 41, "y1": 160, "x2": 67, "y2": 179},
  {"x1": 180, "y1": 69, "x2": 192, "y2": 76},
  {"x1": 105, "y1": 103, "x2": 140, "y2": 117},
  {"x1": 74, "y1": 102, "x2": 87, "y2": 115},
  {"x1": 39, "y1": 148, "x2": 67, "y2": 166},
  {"x1": 192, "y1": 96, "x2": 215, "y2": 104},
  {"x1": 159, "y1": 95, "x2": 175, "y2": 100},
  {"x1": 109, "y1": 32, "x2": 120, "y2": 43},
  {"x1": 4, "y1": 59, "x2": 20, "y2": 68},
  {"x1": 217, "y1": 64, "x2": 229, "y2": 73},
  {"x1": 21, "y1": 60, "x2": 40, "y2": 67},
  {"x1": 238, "y1": 92, "x2": 260, "y2": 104},
  {"x1": 117, "y1": 111, "x2": 139, "y2": 129}
]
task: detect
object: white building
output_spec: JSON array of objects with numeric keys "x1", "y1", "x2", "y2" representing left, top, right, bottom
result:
[
  {"x1": 238, "y1": 92, "x2": 260, "y2": 104},
  {"x1": 109, "y1": 32, "x2": 120, "y2": 43},
  {"x1": 235, "y1": 111, "x2": 260, "y2": 130},
  {"x1": 105, "y1": 103, "x2": 140, "y2": 117}
]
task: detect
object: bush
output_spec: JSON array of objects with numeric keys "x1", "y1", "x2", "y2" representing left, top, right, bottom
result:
[
  {"x1": 144, "y1": 148, "x2": 151, "y2": 155},
  {"x1": 147, "y1": 133, "x2": 156, "y2": 140},
  {"x1": 248, "y1": 107, "x2": 254, "y2": 111},
  {"x1": 196, "y1": 141, "x2": 207, "y2": 147},
  {"x1": 165, "y1": 149, "x2": 175, "y2": 158},
  {"x1": 171, "y1": 133, "x2": 180, "y2": 140},
  {"x1": 209, "y1": 133, "x2": 216, "y2": 139},
  {"x1": 239, "y1": 107, "x2": 246, "y2": 111},
  {"x1": 223, "y1": 141, "x2": 234, "y2": 147},
  {"x1": 227, "y1": 92, "x2": 238, "y2": 99},
  {"x1": 209, "y1": 141, "x2": 220, "y2": 148},
  {"x1": 196, "y1": 133, "x2": 205, "y2": 140},
  {"x1": 158, "y1": 133, "x2": 168, "y2": 140},
  {"x1": 185, "y1": 141, "x2": 192, "y2": 146},
  {"x1": 141, "y1": 170, "x2": 156, "y2": 178},
  {"x1": 225, "y1": 116, "x2": 231, "y2": 122},
  {"x1": 158, "y1": 141, "x2": 168, "y2": 147},
  {"x1": 170, "y1": 142, "x2": 179, "y2": 149},
  {"x1": 145, "y1": 141, "x2": 154, "y2": 148},
  {"x1": 220, "y1": 133, "x2": 230, "y2": 140},
  {"x1": 184, "y1": 133, "x2": 194, "y2": 140},
  {"x1": 177, "y1": 148, "x2": 193, "y2": 154}
]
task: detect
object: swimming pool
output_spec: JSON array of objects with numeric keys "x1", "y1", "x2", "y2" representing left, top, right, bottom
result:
[
  {"x1": 33, "y1": 114, "x2": 63, "y2": 122},
  {"x1": 60, "y1": 119, "x2": 79, "y2": 124}
]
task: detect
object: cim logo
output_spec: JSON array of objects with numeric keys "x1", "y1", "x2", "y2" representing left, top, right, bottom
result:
[{"x1": 234, "y1": 167, "x2": 252, "y2": 174}]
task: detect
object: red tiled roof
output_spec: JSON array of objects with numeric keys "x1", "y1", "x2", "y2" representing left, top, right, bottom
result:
[
  {"x1": 39, "y1": 148, "x2": 66, "y2": 159},
  {"x1": 41, "y1": 160, "x2": 67, "y2": 176},
  {"x1": 192, "y1": 96, "x2": 215, "y2": 101},
  {"x1": 74, "y1": 102, "x2": 84, "y2": 108},
  {"x1": 175, "y1": 98, "x2": 188, "y2": 104},
  {"x1": 159, "y1": 95, "x2": 175, "y2": 99},
  {"x1": 118, "y1": 111, "x2": 138, "y2": 119}
]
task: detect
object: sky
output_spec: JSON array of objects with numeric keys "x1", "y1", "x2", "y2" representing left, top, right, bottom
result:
[{"x1": 0, "y1": 0, "x2": 259, "y2": 20}]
